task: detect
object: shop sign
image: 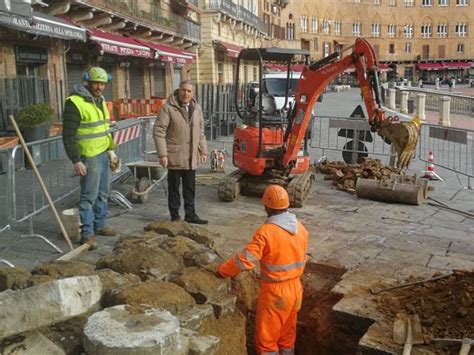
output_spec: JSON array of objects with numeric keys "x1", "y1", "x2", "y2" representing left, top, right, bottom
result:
[
  {"x1": 98, "y1": 42, "x2": 152, "y2": 58},
  {"x1": 15, "y1": 46, "x2": 48, "y2": 63},
  {"x1": 0, "y1": 0, "x2": 32, "y2": 17}
]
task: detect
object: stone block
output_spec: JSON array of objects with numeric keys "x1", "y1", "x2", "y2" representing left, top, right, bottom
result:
[
  {"x1": 0, "y1": 276, "x2": 102, "y2": 339},
  {"x1": 0, "y1": 330, "x2": 66, "y2": 355},
  {"x1": 210, "y1": 294, "x2": 237, "y2": 319},
  {"x1": 83, "y1": 306, "x2": 180, "y2": 354},
  {"x1": 178, "y1": 304, "x2": 215, "y2": 330},
  {"x1": 32, "y1": 260, "x2": 95, "y2": 279},
  {"x1": 188, "y1": 334, "x2": 220, "y2": 355}
]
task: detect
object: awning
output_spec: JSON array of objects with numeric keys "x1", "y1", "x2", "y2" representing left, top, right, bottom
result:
[
  {"x1": 378, "y1": 63, "x2": 392, "y2": 72},
  {"x1": 214, "y1": 40, "x2": 244, "y2": 58},
  {"x1": 89, "y1": 29, "x2": 153, "y2": 58},
  {"x1": 443, "y1": 62, "x2": 471, "y2": 69},
  {"x1": 136, "y1": 39, "x2": 195, "y2": 64},
  {"x1": 0, "y1": 11, "x2": 86, "y2": 41},
  {"x1": 417, "y1": 63, "x2": 444, "y2": 71}
]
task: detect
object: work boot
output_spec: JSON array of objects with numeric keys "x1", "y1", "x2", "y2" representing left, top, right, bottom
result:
[
  {"x1": 80, "y1": 236, "x2": 98, "y2": 250},
  {"x1": 185, "y1": 215, "x2": 208, "y2": 225},
  {"x1": 96, "y1": 227, "x2": 116, "y2": 236}
]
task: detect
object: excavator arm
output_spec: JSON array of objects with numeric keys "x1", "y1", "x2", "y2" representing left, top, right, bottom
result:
[{"x1": 282, "y1": 38, "x2": 420, "y2": 170}]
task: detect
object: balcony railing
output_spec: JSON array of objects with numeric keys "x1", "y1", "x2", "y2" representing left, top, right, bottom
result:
[
  {"x1": 205, "y1": 0, "x2": 267, "y2": 35},
  {"x1": 86, "y1": 0, "x2": 201, "y2": 42}
]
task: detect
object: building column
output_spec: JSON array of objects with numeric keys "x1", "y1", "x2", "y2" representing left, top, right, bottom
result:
[
  {"x1": 416, "y1": 93, "x2": 426, "y2": 121},
  {"x1": 400, "y1": 91, "x2": 409, "y2": 114},
  {"x1": 439, "y1": 96, "x2": 451, "y2": 127},
  {"x1": 388, "y1": 88, "x2": 396, "y2": 110}
]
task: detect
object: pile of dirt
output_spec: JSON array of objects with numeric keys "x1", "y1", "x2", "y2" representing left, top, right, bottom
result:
[
  {"x1": 376, "y1": 270, "x2": 474, "y2": 352},
  {"x1": 318, "y1": 158, "x2": 401, "y2": 193}
]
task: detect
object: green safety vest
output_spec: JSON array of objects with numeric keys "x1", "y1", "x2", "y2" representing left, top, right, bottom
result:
[{"x1": 67, "y1": 95, "x2": 115, "y2": 158}]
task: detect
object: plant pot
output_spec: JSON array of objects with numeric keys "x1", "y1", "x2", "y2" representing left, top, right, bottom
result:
[{"x1": 21, "y1": 125, "x2": 49, "y2": 143}]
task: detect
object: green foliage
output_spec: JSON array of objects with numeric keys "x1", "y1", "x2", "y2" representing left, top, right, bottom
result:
[{"x1": 16, "y1": 103, "x2": 54, "y2": 129}]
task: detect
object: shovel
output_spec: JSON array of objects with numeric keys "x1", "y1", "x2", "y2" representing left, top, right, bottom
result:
[
  {"x1": 393, "y1": 313, "x2": 423, "y2": 355},
  {"x1": 432, "y1": 338, "x2": 474, "y2": 355}
]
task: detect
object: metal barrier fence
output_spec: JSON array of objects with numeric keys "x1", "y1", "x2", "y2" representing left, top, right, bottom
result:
[
  {"x1": 309, "y1": 116, "x2": 396, "y2": 165},
  {"x1": 418, "y1": 123, "x2": 473, "y2": 188},
  {"x1": 0, "y1": 119, "x2": 146, "y2": 248}
]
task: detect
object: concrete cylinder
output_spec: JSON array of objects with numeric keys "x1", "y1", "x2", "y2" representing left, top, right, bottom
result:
[
  {"x1": 400, "y1": 91, "x2": 409, "y2": 114},
  {"x1": 439, "y1": 96, "x2": 451, "y2": 126},
  {"x1": 388, "y1": 88, "x2": 396, "y2": 110},
  {"x1": 83, "y1": 306, "x2": 182, "y2": 355},
  {"x1": 416, "y1": 93, "x2": 426, "y2": 121}
]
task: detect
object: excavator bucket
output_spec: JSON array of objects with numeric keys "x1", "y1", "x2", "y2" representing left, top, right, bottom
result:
[{"x1": 378, "y1": 118, "x2": 421, "y2": 169}]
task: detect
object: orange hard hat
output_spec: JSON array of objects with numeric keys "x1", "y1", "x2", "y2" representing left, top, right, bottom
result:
[{"x1": 262, "y1": 185, "x2": 290, "y2": 210}]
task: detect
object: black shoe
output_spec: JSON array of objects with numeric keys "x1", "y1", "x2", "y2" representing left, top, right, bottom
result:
[
  {"x1": 171, "y1": 216, "x2": 181, "y2": 222},
  {"x1": 185, "y1": 216, "x2": 208, "y2": 225}
]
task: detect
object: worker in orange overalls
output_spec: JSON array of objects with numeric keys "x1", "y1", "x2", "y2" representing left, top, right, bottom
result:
[{"x1": 217, "y1": 184, "x2": 308, "y2": 355}]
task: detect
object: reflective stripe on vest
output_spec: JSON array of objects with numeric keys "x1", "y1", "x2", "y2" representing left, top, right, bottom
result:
[
  {"x1": 280, "y1": 348, "x2": 295, "y2": 355},
  {"x1": 261, "y1": 260, "x2": 305, "y2": 273},
  {"x1": 262, "y1": 352, "x2": 279, "y2": 355},
  {"x1": 68, "y1": 95, "x2": 113, "y2": 158}
]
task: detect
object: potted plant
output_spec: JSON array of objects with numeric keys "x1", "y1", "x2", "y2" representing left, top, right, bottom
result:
[{"x1": 16, "y1": 103, "x2": 54, "y2": 142}]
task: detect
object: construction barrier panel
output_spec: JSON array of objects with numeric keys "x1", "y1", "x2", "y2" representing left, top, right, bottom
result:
[
  {"x1": 418, "y1": 124, "x2": 473, "y2": 188},
  {"x1": 117, "y1": 98, "x2": 166, "y2": 120}
]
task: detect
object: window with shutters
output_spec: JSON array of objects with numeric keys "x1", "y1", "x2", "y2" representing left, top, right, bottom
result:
[
  {"x1": 300, "y1": 16, "x2": 308, "y2": 33},
  {"x1": 323, "y1": 20, "x2": 330, "y2": 34},
  {"x1": 422, "y1": 0, "x2": 433, "y2": 5},
  {"x1": 352, "y1": 22, "x2": 361, "y2": 36},
  {"x1": 311, "y1": 18, "x2": 318, "y2": 33},
  {"x1": 421, "y1": 24, "x2": 432, "y2": 38},
  {"x1": 372, "y1": 23, "x2": 381, "y2": 37},
  {"x1": 388, "y1": 24, "x2": 396, "y2": 37},
  {"x1": 437, "y1": 23, "x2": 448, "y2": 37},
  {"x1": 438, "y1": 45, "x2": 446, "y2": 58},
  {"x1": 439, "y1": 0, "x2": 448, "y2": 5},
  {"x1": 404, "y1": 24, "x2": 414, "y2": 38},
  {"x1": 457, "y1": 43, "x2": 464, "y2": 53},
  {"x1": 405, "y1": 42, "x2": 412, "y2": 53},
  {"x1": 374, "y1": 0, "x2": 381, "y2": 4},
  {"x1": 456, "y1": 0, "x2": 468, "y2": 5},
  {"x1": 334, "y1": 21, "x2": 342, "y2": 35},
  {"x1": 455, "y1": 23, "x2": 467, "y2": 37},
  {"x1": 390, "y1": 0, "x2": 397, "y2": 4},
  {"x1": 389, "y1": 44, "x2": 395, "y2": 53},
  {"x1": 404, "y1": 0, "x2": 414, "y2": 5}
]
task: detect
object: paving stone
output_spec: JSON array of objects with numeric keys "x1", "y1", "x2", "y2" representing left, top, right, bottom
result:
[
  {"x1": 358, "y1": 321, "x2": 397, "y2": 355},
  {"x1": 210, "y1": 294, "x2": 237, "y2": 319},
  {"x1": 0, "y1": 330, "x2": 66, "y2": 355},
  {"x1": 382, "y1": 238, "x2": 447, "y2": 256},
  {"x1": 0, "y1": 275, "x2": 102, "y2": 339},
  {"x1": 375, "y1": 248, "x2": 432, "y2": 267},
  {"x1": 449, "y1": 241, "x2": 474, "y2": 256},
  {"x1": 427, "y1": 255, "x2": 474, "y2": 271},
  {"x1": 391, "y1": 233, "x2": 451, "y2": 249},
  {"x1": 83, "y1": 306, "x2": 180, "y2": 354},
  {"x1": 421, "y1": 226, "x2": 471, "y2": 242},
  {"x1": 178, "y1": 304, "x2": 215, "y2": 331}
]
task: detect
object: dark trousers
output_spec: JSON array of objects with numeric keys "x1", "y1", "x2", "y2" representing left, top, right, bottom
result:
[{"x1": 167, "y1": 169, "x2": 196, "y2": 219}]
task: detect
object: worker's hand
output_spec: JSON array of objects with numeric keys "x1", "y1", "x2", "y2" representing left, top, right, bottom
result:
[
  {"x1": 73, "y1": 161, "x2": 87, "y2": 176},
  {"x1": 200, "y1": 154, "x2": 207, "y2": 164},
  {"x1": 159, "y1": 156, "x2": 168, "y2": 168},
  {"x1": 107, "y1": 150, "x2": 121, "y2": 174}
]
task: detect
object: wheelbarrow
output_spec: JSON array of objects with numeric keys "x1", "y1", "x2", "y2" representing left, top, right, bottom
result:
[{"x1": 126, "y1": 161, "x2": 167, "y2": 203}]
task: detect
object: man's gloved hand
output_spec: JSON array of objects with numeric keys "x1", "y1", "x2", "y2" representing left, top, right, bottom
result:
[{"x1": 107, "y1": 150, "x2": 121, "y2": 173}]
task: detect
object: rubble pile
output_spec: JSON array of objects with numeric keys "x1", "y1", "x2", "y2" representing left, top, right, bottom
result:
[
  {"x1": 0, "y1": 221, "x2": 259, "y2": 355},
  {"x1": 317, "y1": 158, "x2": 401, "y2": 193},
  {"x1": 376, "y1": 270, "x2": 474, "y2": 353}
]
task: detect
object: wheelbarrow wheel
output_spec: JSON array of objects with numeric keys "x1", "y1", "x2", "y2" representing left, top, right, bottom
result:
[{"x1": 137, "y1": 177, "x2": 151, "y2": 203}]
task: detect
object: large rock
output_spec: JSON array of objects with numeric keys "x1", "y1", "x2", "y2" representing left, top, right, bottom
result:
[
  {"x1": 171, "y1": 267, "x2": 230, "y2": 304},
  {"x1": 0, "y1": 266, "x2": 31, "y2": 291},
  {"x1": 178, "y1": 304, "x2": 214, "y2": 331},
  {"x1": 103, "y1": 279, "x2": 195, "y2": 314},
  {"x1": 144, "y1": 220, "x2": 224, "y2": 250},
  {"x1": 96, "y1": 239, "x2": 183, "y2": 280},
  {"x1": 0, "y1": 330, "x2": 65, "y2": 354},
  {"x1": 96, "y1": 269, "x2": 141, "y2": 295},
  {"x1": 83, "y1": 306, "x2": 180, "y2": 355},
  {"x1": 0, "y1": 276, "x2": 102, "y2": 339},
  {"x1": 32, "y1": 260, "x2": 95, "y2": 279},
  {"x1": 160, "y1": 236, "x2": 222, "y2": 268}
]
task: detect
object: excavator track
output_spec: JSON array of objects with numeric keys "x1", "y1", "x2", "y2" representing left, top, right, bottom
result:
[
  {"x1": 218, "y1": 170, "x2": 244, "y2": 202},
  {"x1": 287, "y1": 171, "x2": 315, "y2": 207}
]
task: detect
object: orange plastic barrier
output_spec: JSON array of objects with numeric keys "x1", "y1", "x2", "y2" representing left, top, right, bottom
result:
[
  {"x1": 106, "y1": 101, "x2": 115, "y2": 122},
  {"x1": 117, "y1": 98, "x2": 167, "y2": 120}
]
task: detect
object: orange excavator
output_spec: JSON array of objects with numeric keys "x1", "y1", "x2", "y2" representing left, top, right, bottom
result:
[{"x1": 218, "y1": 38, "x2": 420, "y2": 207}]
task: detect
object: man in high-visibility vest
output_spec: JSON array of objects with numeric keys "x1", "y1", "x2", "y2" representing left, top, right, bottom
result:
[
  {"x1": 62, "y1": 67, "x2": 117, "y2": 249},
  {"x1": 218, "y1": 185, "x2": 308, "y2": 355}
]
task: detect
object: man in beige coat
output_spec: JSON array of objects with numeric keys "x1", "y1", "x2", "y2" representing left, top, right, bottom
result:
[{"x1": 153, "y1": 80, "x2": 208, "y2": 224}]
